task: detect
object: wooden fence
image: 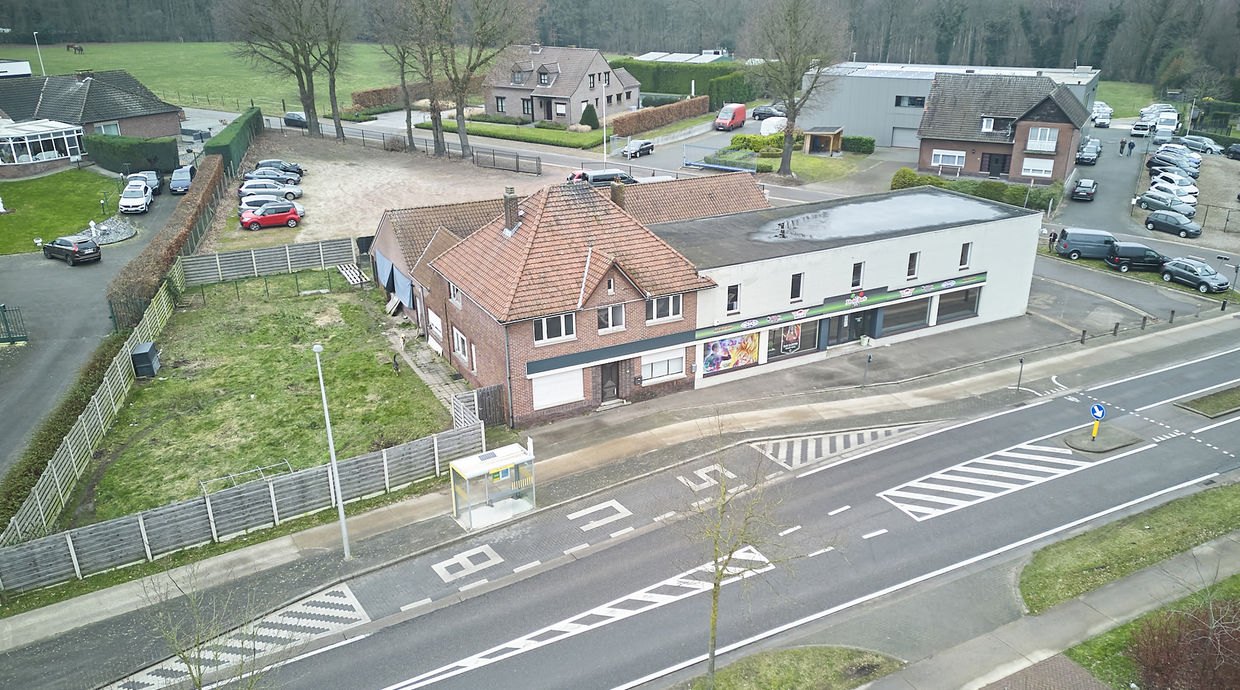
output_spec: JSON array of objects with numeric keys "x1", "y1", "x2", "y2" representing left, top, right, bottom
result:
[{"x1": 180, "y1": 239, "x2": 358, "y2": 286}]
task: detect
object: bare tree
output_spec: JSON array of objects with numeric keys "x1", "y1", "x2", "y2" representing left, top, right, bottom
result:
[
  {"x1": 744, "y1": 0, "x2": 843, "y2": 177},
  {"x1": 439, "y1": 0, "x2": 537, "y2": 157},
  {"x1": 220, "y1": 0, "x2": 328, "y2": 136},
  {"x1": 371, "y1": 0, "x2": 421, "y2": 147},
  {"x1": 412, "y1": 0, "x2": 453, "y2": 156},
  {"x1": 315, "y1": 0, "x2": 355, "y2": 141}
]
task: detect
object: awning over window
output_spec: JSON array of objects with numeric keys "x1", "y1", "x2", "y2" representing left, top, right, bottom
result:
[
  {"x1": 393, "y1": 268, "x2": 414, "y2": 310},
  {"x1": 374, "y1": 250, "x2": 395, "y2": 292}
]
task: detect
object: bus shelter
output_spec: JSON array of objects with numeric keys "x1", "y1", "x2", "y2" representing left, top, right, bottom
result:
[{"x1": 450, "y1": 440, "x2": 536, "y2": 530}]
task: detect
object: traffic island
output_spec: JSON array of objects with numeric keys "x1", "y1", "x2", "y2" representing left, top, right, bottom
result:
[{"x1": 1063, "y1": 425, "x2": 1144, "y2": 453}]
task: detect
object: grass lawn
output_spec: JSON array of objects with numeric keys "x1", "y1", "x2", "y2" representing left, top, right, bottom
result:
[
  {"x1": 0, "y1": 42, "x2": 402, "y2": 115},
  {"x1": 80, "y1": 273, "x2": 451, "y2": 523},
  {"x1": 680, "y1": 647, "x2": 901, "y2": 690},
  {"x1": 1035, "y1": 245, "x2": 1231, "y2": 301},
  {"x1": 789, "y1": 151, "x2": 863, "y2": 183},
  {"x1": 1179, "y1": 386, "x2": 1240, "y2": 417},
  {"x1": 1096, "y1": 81, "x2": 1156, "y2": 119},
  {"x1": 1019, "y1": 483, "x2": 1240, "y2": 615},
  {"x1": 0, "y1": 169, "x2": 121, "y2": 255},
  {"x1": 418, "y1": 119, "x2": 610, "y2": 149},
  {"x1": 1065, "y1": 571, "x2": 1240, "y2": 688}
]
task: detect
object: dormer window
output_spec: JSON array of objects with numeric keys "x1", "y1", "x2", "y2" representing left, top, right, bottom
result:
[
  {"x1": 539, "y1": 72, "x2": 549, "y2": 86},
  {"x1": 981, "y1": 117, "x2": 994, "y2": 133},
  {"x1": 512, "y1": 71, "x2": 525, "y2": 84}
]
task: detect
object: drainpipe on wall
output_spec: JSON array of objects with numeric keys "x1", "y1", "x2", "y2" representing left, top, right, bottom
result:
[{"x1": 503, "y1": 324, "x2": 515, "y2": 428}]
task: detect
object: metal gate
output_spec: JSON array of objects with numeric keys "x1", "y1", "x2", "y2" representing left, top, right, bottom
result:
[{"x1": 0, "y1": 304, "x2": 28, "y2": 345}]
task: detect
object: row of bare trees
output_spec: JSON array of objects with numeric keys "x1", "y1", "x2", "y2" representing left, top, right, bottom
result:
[{"x1": 219, "y1": 0, "x2": 535, "y2": 157}]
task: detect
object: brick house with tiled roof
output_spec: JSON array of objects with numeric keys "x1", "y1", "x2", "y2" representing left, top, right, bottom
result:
[
  {"x1": 429, "y1": 183, "x2": 713, "y2": 425},
  {"x1": 0, "y1": 70, "x2": 180, "y2": 138},
  {"x1": 916, "y1": 73, "x2": 1090, "y2": 183},
  {"x1": 483, "y1": 44, "x2": 640, "y2": 125},
  {"x1": 597, "y1": 171, "x2": 770, "y2": 225}
]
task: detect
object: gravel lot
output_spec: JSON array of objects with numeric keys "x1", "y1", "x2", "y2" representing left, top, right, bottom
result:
[
  {"x1": 198, "y1": 131, "x2": 549, "y2": 254},
  {"x1": 1191, "y1": 154, "x2": 1240, "y2": 250}
]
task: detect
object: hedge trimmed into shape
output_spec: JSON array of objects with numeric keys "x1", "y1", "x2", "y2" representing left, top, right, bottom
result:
[
  {"x1": 612, "y1": 95, "x2": 710, "y2": 137},
  {"x1": 415, "y1": 119, "x2": 606, "y2": 148},
  {"x1": 204, "y1": 107, "x2": 264, "y2": 175},
  {"x1": 83, "y1": 134, "x2": 180, "y2": 174}
]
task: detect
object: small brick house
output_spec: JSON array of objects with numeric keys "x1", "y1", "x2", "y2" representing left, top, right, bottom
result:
[
  {"x1": 429, "y1": 183, "x2": 714, "y2": 426},
  {"x1": 916, "y1": 73, "x2": 1089, "y2": 183},
  {"x1": 0, "y1": 70, "x2": 181, "y2": 138}
]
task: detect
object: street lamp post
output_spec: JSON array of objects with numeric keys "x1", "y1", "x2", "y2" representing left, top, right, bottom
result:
[
  {"x1": 1220, "y1": 255, "x2": 1240, "y2": 302},
  {"x1": 312, "y1": 343, "x2": 351, "y2": 560},
  {"x1": 32, "y1": 31, "x2": 45, "y2": 76}
]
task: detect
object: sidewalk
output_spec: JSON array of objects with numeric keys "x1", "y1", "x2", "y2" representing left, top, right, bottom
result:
[{"x1": 3, "y1": 311, "x2": 1239, "y2": 688}]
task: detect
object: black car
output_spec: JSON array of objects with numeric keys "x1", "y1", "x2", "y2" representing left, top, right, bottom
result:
[
  {"x1": 1146, "y1": 153, "x2": 1199, "y2": 173},
  {"x1": 1161, "y1": 258, "x2": 1230, "y2": 293},
  {"x1": 243, "y1": 167, "x2": 301, "y2": 185},
  {"x1": 1075, "y1": 145, "x2": 1099, "y2": 165},
  {"x1": 1071, "y1": 178, "x2": 1097, "y2": 201},
  {"x1": 284, "y1": 111, "x2": 308, "y2": 128},
  {"x1": 42, "y1": 235, "x2": 101, "y2": 266},
  {"x1": 619, "y1": 139, "x2": 655, "y2": 159},
  {"x1": 1227, "y1": 144, "x2": 1240, "y2": 160},
  {"x1": 169, "y1": 164, "x2": 196, "y2": 194},
  {"x1": 1103, "y1": 242, "x2": 1168, "y2": 273},
  {"x1": 256, "y1": 159, "x2": 306, "y2": 176},
  {"x1": 1145, "y1": 210, "x2": 1202, "y2": 238},
  {"x1": 752, "y1": 104, "x2": 786, "y2": 120}
]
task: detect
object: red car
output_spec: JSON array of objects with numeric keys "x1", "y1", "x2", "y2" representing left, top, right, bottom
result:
[{"x1": 239, "y1": 202, "x2": 301, "y2": 231}]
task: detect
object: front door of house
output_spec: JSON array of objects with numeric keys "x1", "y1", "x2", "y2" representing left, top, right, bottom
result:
[
  {"x1": 543, "y1": 98, "x2": 553, "y2": 121},
  {"x1": 600, "y1": 362, "x2": 619, "y2": 401},
  {"x1": 982, "y1": 153, "x2": 1010, "y2": 177}
]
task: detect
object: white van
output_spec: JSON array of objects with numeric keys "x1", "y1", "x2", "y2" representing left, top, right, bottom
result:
[{"x1": 1155, "y1": 113, "x2": 1179, "y2": 135}]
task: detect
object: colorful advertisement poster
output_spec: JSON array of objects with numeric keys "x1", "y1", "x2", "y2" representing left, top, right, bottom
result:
[
  {"x1": 703, "y1": 333, "x2": 760, "y2": 374},
  {"x1": 780, "y1": 324, "x2": 801, "y2": 354}
]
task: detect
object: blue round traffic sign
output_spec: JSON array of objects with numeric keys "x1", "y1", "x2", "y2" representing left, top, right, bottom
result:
[{"x1": 1090, "y1": 404, "x2": 1106, "y2": 421}]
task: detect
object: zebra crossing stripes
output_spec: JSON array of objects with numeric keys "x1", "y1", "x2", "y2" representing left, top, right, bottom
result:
[
  {"x1": 878, "y1": 442, "x2": 1098, "y2": 522},
  {"x1": 753, "y1": 426, "x2": 921, "y2": 470},
  {"x1": 108, "y1": 584, "x2": 371, "y2": 689}
]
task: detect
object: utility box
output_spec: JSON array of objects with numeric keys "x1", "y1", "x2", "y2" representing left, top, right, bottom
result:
[{"x1": 131, "y1": 342, "x2": 160, "y2": 377}]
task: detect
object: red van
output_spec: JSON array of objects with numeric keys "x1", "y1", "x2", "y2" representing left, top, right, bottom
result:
[{"x1": 714, "y1": 103, "x2": 746, "y2": 131}]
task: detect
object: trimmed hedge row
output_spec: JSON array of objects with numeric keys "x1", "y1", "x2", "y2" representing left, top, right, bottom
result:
[
  {"x1": 82, "y1": 134, "x2": 180, "y2": 174},
  {"x1": 351, "y1": 83, "x2": 430, "y2": 109},
  {"x1": 106, "y1": 154, "x2": 226, "y2": 315},
  {"x1": 204, "y1": 108, "x2": 263, "y2": 175},
  {"x1": 841, "y1": 136, "x2": 876, "y2": 154},
  {"x1": 470, "y1": 114, "x2": 531, "y2": 125},
  {"x1": 642, "y1": 94, "x2": 683, "y2": 108},
  {"x1": 890, "y1": 167, "x2": 1063, "y2": 209},
  {"x1": 612, "y1": 95, "x2": 710, "y2": 137},
  {"x1": 416, "y1": 119, "x2": 607, "y2": 148},
  {"x1": 707, "y1": 71, "x2": 756, "y2": 110},
  {"x1": 610, "y1": 58, "x2": 743, "y2": 95}
]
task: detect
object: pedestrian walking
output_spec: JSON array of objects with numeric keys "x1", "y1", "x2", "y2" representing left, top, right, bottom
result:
[
  {"x1": 1048, "y1": 230, "x2": 1058, "y2": 251},
  {"x1": 1128, "y1": 140, "x2": 1135, "y2": 157},
  {"x1": 1120, "y1": 138, "x2": 1126, "y2": 155}
]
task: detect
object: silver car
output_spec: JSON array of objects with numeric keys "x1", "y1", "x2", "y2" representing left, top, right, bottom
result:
[
  {"x1": 237, "y1": 179, "x2": 302, "y2": 200},
  {"x1": 1136, "y1": 189, "x2": 1195, "y2": 217},
  {"x1": 239, "y1": 194, "x2": 306, "y2": 217}
]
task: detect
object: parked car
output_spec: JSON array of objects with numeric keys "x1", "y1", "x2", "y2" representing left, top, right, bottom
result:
[
  {"x1": 1094, "y1": 115, "x2": 1110, "y2": 128},
  {"x1": 129, "y1": 170, "x2": 162, "y2": 195},
  {"x1": 1140, "y1": 103, "x2": 1177, "y2": 117},
  {"x1": 1103, "y1": 242, "x2": 1169, "y2": 273},
  {"x1": 566, "y1": 169, "x2": 637, "y2": 187},
  {"x1": 118, "y1": 182, "x2": 152, "y2": 213},
  {"x1": 1179, "y1": 135, "x2": 1223, "y2": 155},
  {"x1": 238, "y1": 179, "x2": 302, "y2": 200},
  {"x1": 1161, "y1": 257, "x2": 1230, "y2": 293},
  {"x1": 1136, "y1": 189, "x2": 1195, "y2": 217},
  {"x1": 1149, "y1": 164, "x2": 1200, "y2": 181},
  {"x1": 753, "y1": 104, "x2": 786, "y2": 120},
  {"x1": 243, "y1": 167, "x2": 301, "y2": 185},
  {"x1": 619, "y1": 139, "x2": 654, "y2": 159},
  {"x1": 256, "y1": 159, "x2": 306, "y2": 176},
  {"x1": 42, "y1": 235, "x2": 101, "y2": 266},
  {"x1": 1145, "y1": 210, "x2": 1202, "y2": 238},
  {"x1": 169, "y1": 164, "x2": 196, "y2": 194},
  {"x1": 238, "y1": 194, "x2": 307, "y2": 217},
  {"x1": 1149, "y1": 172, "x2": 1199, "y2": 196},
  {"x1": 1075, "y1": 144, "x2": 1099, "y2": 165},
  {"x1": 1146, "y1": 153, "x2": 1199, "y2": 174},
  {"x1": 1130, "y1": 121, "x2": 1154, "y2": 138},
  {"x1": 714, "y1": 103, "x2": 746, "y2": 131},
  {"x1": 284, "y1": 111, "x2": 308, "y2": 128},
  {"x1": 239, "y1": 202, "x2": 301, "y2": 230},
  {"x1": 1071, "y1": 178, "x2": 1098, "y2": 201},
  {"x1": 1226, "y1": 144, "x2": 1240, "y2": 160},
  {"x1": 1055, "y1": 227, "x2": 1117, "y2": 260},
  {"x1": 1147, "y1": 181, "x2": 1197, "y2": 206},
  {"x1": 1156, "y1": 143, "x2": 1201, "y2": 162}
]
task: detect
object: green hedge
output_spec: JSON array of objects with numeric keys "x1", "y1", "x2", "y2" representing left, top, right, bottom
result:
[
  {"x1": 609, "y1": 58, "x2": 744, "y2": 95},
  {"x1": 469, "y1": 113, "x2": 531, "y2": 125},
  {"x1": 889, "y1": 167, "x2": 1063, "y2": 209},
  {"x1": 730, "y1": 133, "x2": 785, "y2": 152},
  {"x1": 703, "y1": 148, "x2": 758, "y2": 170},
  {"x1": 841, "y1": 136, "x2": 876, "y2": 154},
  {"x1": 204, "y1": 107, "x2": 264, "y2": 175},
  {"x1": 641, "y1": 94, "x2": 683, "y2": 108},
  {"x1": 416, "y1": 119, "x2": 606, "y2": 148},
  {"x1": 82, "y1": 134, "x2": 180, "y2": 174},
  {"x1": 707, "y1": 71, "x2": 756, "y2": 110},
  {"x1": 534, "y1": 120, "x2": 568, "y2": 130}
]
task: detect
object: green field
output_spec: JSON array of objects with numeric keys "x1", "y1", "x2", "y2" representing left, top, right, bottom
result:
[
  {"x1": 0, "y1": 42, "x2": 402, "y2": 115},
  {"x1": 0, "y1": 169, "x2": 121, "y2": 254},
  {"x1": 1095, "y1": 81, "x2": 1156, "y2": 119}
]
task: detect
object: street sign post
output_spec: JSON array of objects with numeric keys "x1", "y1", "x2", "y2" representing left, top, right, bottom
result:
[{"x1": 1090, "y1": 404, "x2": 1106, "y2": 441}]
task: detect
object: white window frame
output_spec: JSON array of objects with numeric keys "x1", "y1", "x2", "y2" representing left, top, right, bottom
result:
[
  {"x1": 907, "y1": 251, "x2": 920, "y2": 280},
  {"x1": 597, "y1": 304, "x2": 625, "y2": 334},
  {"x1": 522, "y1": 98, "x2": 533, "y2": 115},
  {"x1": 726, "y1": 284, "x2": 740, "y2": 314},
  {"x1": 589, "y1": 74, "x2": 596, "y2": 89},
  {"x1": 495, "y1": 96, "x2": 506, "y2": 113},
  {"x1": 555, "y1": 102, "x2": 566, "y2": 116},
  {"x1": 645, "y1": 294, "x2": 682, "y2": 324},
  {"x1": 604, "y1": 71, "x2": 610, "y2": 86},
  {"x1": 539, "y1": 72, "x2": 550, "y2": 86},
  {"x1": 449, "y1": 282, "x2": 462, "y2": 307},
  {"x1": 981, "y1": 117, "x2": 994, "y2": 133},
  {"x1": 959, "y1": 242, "x2": 972, "y2": 269},
  {"x1": 427, "y1": 309, "x2": 444, "y2": 341},
  {"x1": 1021, "y1": 157, "x2": 1054, "y2": 178},
  {"x1": 606, "y1": 278, "x2": 615, "y2": 295},
  {"x1": 452, "y1": 327, "x2": 468, "y2": 363},
  {"x1": 533, "y1": 312, "x2": 576, "y2": 345},
  {"x1": 512, "y1": 71, "x2": 525, "y2": 84},
  {"x1": 790, "y1": 273, "x2": 803, "y2": 301},
  {"x1": 931, "y1": 149, "x2": 966, "y2": 167},
  {"x1": 1026, "y1": 126, "x2": 1058, "y2": 152},
  {"x1": 640, "y1": 349, "x2": 686, "y2": 385},
  {"x1": 470, "y1": 343, "x2": 478, "y2": 373},
  {"x1": 95, "y1": 121, "x2": 120, "y2": 136}
]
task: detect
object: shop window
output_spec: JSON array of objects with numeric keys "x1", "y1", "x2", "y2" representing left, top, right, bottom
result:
[
  {"x1": 766, "y1": 320, "x2": 820, "y2": 361},
  {"x1": 937, "y1": 288, "x2": 981, "y2": 323},
  {"x1": 880, "y1": 297, "x2": 931, "y2": 335}
]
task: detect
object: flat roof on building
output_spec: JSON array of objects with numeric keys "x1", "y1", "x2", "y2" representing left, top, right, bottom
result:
[
  {"x1": 648, "y1": 187, "x2": 1037, "y2": 269},
  {"x1": 819, "y1": 61, "x2": 1099, "y2": 86}
]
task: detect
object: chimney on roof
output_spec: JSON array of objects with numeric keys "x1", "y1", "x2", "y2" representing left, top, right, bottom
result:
[
  {"x1": 609, "y1": 180, "x2": 626, "y2": 208},
  {"x1": 530, "y1": 43, "x2": 542, "y2": 54},
  {"x1": 75, "y1": 69, "x2": 93, "y2": 82},
  {"x1": 502, "y1": 186, "x2": 520, "y2": 236}
]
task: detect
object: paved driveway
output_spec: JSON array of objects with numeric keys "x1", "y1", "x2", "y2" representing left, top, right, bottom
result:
[{"x1": 0, "y1": 193, "x2": 174, "y2": 477}]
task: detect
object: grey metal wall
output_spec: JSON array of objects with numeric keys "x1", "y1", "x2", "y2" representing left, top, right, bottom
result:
[{"x1": 800, "y1": 74, "x2": 930, "y2": 148}]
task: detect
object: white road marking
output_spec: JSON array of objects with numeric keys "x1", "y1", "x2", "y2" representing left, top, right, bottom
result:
[
  {"x1": 778, "y1": 525, "x2": 801, "y2": 537},
  {"x1": 827, "y1": 505, "x2": 851, "y2": 516},
  {"x1": 862, "y1": 529, "x2": 888, "y2": 539},
  {"x1": 565, "y1": 499, "x2": 633, "y2": 531},
  {"x1": 616, "y1": 473, "x2": 1218, "y2": 690},
  {"x1": 513, "y1": 560, "x2": 542, "y2": 573},
  {"x1": 610, "y1": 526, "x2": 635, "y2": 538},
  {"x1": 1135, "y1": 376, "x2": 1240, "y2": 412},
  {"x1": 677, "y1": 463, "x2": 738, "y2": 492},
  {"x1": 431, "y1": 544, "x2": 504, "y2": 583},
  {"x1": 382, "y1": 547, "x2": 773, "y2": 690},
  {"x1": 400, "y1": 598, "x2": 433, "y2": 612},
  {"x1": 202, "y1": 635, "x2": 370, "y2": 690},
  {"x1": 808, "y1": 547, "x2": 834, "y2": 558},
  {"x1": 1087, "y1": 345, "x2": 1240, "y2": 391},
  {"x1": 653, "y1": 511, "x2": 676, "y2": 521},
  {"x1": 564, "y1": 543, "x2": 590, "y2": 555},
  {"x1": 1195, "y1": 415, "x2": 1240, "y2": 434},
  {"x1": 458, "y1": 579, "x2": 488, "y2": 592}
]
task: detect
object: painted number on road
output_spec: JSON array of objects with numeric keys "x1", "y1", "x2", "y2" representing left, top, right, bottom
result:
[
  {"x1": 677, "y1": 463, "x2": 738, "y2": 492},
  {"x1": 431, "y1": 545, "x2": 504, "y2": 583},
  {"x1": 566, "y1": 499, "x2": 633, "y2": 531}
]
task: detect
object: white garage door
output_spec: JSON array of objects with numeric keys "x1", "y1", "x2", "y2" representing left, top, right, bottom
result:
[
  {"x1": 891, "y1": 127, "x2": 919, "y2": 148},
  {"x1": 531, "y1": 369, "x2": 585, "y2": 410}
]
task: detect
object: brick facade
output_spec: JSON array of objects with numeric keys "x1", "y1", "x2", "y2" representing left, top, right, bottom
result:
[
  {"x1": 0, "y1": 158, "x2": 73, "y2": 180},
  {"x1": 87, "y1": 112, "x2": 181, "y2": 139}
]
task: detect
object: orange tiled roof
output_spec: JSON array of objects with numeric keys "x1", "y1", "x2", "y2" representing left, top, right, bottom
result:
[
  {"x1": 601, "y1": 171, "x2": 770, "y2": 225},
  {"x1": 431, "y1": 183, "x2": 714, "y2": 322},
  {"x1": 379, "y1": 198, "x2": 507, "y2": 271}
]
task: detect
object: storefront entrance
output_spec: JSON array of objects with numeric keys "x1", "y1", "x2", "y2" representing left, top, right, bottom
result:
[{"x1": 825, "y1": 309, "x2": 877, "y2": 346}]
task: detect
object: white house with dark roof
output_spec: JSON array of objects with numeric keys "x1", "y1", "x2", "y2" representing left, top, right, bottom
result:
[{"x1": 482, "y1": 44, "x2": 640, "y2": 125}]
